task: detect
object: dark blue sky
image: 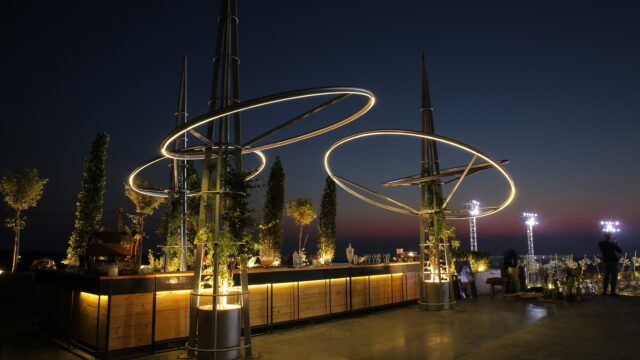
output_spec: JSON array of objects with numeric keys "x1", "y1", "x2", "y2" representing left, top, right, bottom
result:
[{"x1": 1, "y1": 0, "x2": 639, "y2": 261}]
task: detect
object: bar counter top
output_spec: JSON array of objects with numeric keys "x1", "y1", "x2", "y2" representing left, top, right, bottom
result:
[{"x1": 36, "y1": 262, "x2": 421, "y2": 295}]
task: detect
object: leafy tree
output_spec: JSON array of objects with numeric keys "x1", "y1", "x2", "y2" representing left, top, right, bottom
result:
[
  {"x1": 66, "y1": 132, "x2": 109, "y2": 266},
  {"x1": 199, "y1": 168, "x2": 256, "y2": 289},
  {"x1": 317, "y1": 176, "x2": 336, "y2": 263},
  {"x1": 222, "y1": 169, "x2": 256, "y2": 255},
  {"x1": 287, "y1": 197, "x2": 316, "y2": 256},
  {"x1": 157, "y1": 162, "x2": 200, "y2": 270},
  {"x1": 124, "y1": 178, "x2": 165, "y2": 235},
  {"x1": 0, "y1": 169, "x2": 48, "y2": 272},
  {"x1": 260, "y1": 157, "x2": 285, "y2": 257}
]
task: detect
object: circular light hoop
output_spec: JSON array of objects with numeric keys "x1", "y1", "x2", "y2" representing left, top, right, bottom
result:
[
  {"x1": 160, "y1": 87, "x2": 375, "y2": 160},
  {"x1": 324, "y1": 129, "x2": 516, "y2": 220},
  {"x1": 128, "y1": 150, "x2": 266, "y2": 198}
]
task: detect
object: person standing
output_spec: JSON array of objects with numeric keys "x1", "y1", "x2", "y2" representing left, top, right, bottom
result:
[{"x1": 598, "y1": 233, "x2": 622, "y2": 296}]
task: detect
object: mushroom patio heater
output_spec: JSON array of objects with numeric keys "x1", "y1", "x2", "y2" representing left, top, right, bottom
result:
[{"x1": 465, "y1": 200, "x2": 480, "y2": 251}]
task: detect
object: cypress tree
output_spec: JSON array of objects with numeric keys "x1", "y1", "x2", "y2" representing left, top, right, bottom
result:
[
  {"x1": 66, "y1": 132, "x2": 109, "y2": 266},
  {"x1": 260, "y1": 157, "x2": 285, "y2": 255},
  {"x1": 318, "y1": 176, "x2": 337, "y2": 262}
]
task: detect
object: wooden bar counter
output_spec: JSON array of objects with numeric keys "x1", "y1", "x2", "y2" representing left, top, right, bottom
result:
[{"x1": 35, "y1": 262, "x2": 420, "y2": 357}]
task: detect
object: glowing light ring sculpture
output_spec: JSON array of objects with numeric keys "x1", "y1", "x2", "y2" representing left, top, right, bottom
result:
[
  {"x1": 160, "y1": 87, "x2": 375, "y2": 159},
  {"x1": 128, "y1": 150, "x2": 266, "y2": 198},
  {"x1": 324, "y1": 129, "x2": 516, "y2": 220}
]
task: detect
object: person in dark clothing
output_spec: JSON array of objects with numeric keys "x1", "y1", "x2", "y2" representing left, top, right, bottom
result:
[{"x1": 598, "y1": 233, "x2": 622, "y2": 296}]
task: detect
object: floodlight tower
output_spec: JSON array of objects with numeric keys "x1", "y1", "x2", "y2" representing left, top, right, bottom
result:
[
  {"x1": 522, "y1": 212, "x2": 538, "y2": 256},
  {"x1": 465, "y1": 200, "x2": 480, "y2": 251},
  {"x1": 600, "y1": 220, "x2": 621, "y2": 234}
]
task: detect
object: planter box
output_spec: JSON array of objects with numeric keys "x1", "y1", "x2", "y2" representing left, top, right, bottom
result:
[{"x1": 473, "y1": 269, "x2": 502, "y2": 296}]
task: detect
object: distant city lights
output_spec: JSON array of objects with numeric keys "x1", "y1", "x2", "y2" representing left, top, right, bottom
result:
[{"x1": 600, "y1": 220, "x2": 621, "y2": 234}]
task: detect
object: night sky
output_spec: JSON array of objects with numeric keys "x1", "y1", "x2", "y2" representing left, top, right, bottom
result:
[{"x1": 1, "y1": 0, "x2": 639, "y2": 264}]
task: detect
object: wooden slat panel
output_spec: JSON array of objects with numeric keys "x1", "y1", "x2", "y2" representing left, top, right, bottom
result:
[
  {"x1": 155, "y1": 290, "x2": 190, "y2": 341},
  {"x1": 369, "y1": 275, "x2": 391, "y2": 307},
  {"x1": 391, "y1": 273, "x2": 404, "y2": 303},
  {"x1": 71, "y1": 293, "x2": 109, "y2": 349},
  {"x1": 298, "y1": 280, "x2": 325, "y2": 318},
  {"x1": 271, "y1": 283, "x2": 296, "y2": 323},
  {"x1": 329, "y1": 278, "x2": 347, "y2": 314},
  {"x1": 248, "y1": 285, "x2": 268, "y2": 326},
  {"x1": 350, "y1": 277, "x2": 368, "y2": 310},
  {"x1": 108, "y1": 293, "x2": 152, "y2": 350},
  {"x1": 405, "y1": 272, "x2": 419, "y2": 300}
]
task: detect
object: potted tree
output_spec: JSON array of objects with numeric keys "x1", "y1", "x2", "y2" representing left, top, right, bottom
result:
[
  {"x1": 286, "y1": 197, "x2": 316, "y2": 266},
  {"x1": 0, "y1": 169, "x2": 48, "y2": 272},
  {"x1": 259, "y1": 157, "x2": 285, "y2": 267}
]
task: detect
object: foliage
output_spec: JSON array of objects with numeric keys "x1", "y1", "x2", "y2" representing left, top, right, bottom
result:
[
  {"x1": 148, "y1": 249, "x2": 172, "y2": 272},
  {"x1": 1, "y1": 168, "x2": 48, "y2": 273},
  {"x1": 31, "y1": 258, "x2": 57, "y2": 271},
  {"x1": 124, "y1": 178, "x2": 165, "y2": 234},
  {"x1": 157, "y1": 162, "x2": 200, "y2": 270},
  {"x1": 287, "y1": 197, "x2": 316, "y2": 256},
  {"x1": 425, "y1": 220, "x2": 458, "y2": 275},
  {"x1": 259, "y1": 157, "x2": 285, "y2": 257},
  {"x1": 317, "y1": 176, "x2": 336, "y2": 263},
  {"x1": 222, "y1": 169, "x2": 256, "y2": 255},
  {"x1": 199, "y1": 169, "x2": 256, "y2": 290},
  {"x1": 66, "y1": 132, "x2": 109, "y2": 265},
  {"x1": 468, "y1": 251, "x2": 490, "y2": 272},
  {"x1": 1, "y1": 169, "x2": 48, "y2": 212}
]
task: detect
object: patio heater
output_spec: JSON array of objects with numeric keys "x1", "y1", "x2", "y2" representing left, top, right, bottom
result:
[{"x1": 465, "y1": 200, "x2": 480, "y2": 251}]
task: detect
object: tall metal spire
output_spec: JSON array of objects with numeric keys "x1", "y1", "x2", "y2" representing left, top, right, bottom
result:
[
  {"x1": 190, "y1": 0, "x2": 245, "y2": 356},
  {"x1": 173, "y1": 55, "x2": 188, "y2": 272},
  {"x1": 420, "y1": 51, "x2": 441, "y2": 178},
  {"x1": 418, "y1": 52, "x2": 451, "y2": 310}
]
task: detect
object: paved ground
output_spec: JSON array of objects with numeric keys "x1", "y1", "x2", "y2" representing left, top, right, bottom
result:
[{"x1": 2, "y1": 295, "x2": 638, "y2": 360}]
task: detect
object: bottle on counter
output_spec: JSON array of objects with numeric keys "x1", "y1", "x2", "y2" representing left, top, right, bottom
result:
[
  {"x1": 346, "y1": 243, "x2": 354, "y2": 264},
  {"x1": 293, "y1": 251, "x2": 300, "y2": 268}
]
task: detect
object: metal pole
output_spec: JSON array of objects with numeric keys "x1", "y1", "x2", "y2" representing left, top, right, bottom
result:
[
  {"x1": 175, "y1": 55, "x2": 189, "y2": 272},
  {"x1": 469, "y1": 217, "x2": 477, "y2": 251},
  {"x1": 527, "y1": 225, "x2": 534, "y2": 257}
]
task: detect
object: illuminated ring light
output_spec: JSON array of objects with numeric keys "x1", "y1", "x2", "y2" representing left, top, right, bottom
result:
[
  {"x1": 128, "y1": 149, "x2": 266, "y2": 198},
  {"x1": 324, "y1": 129, "x2": 516, "y2": 220},
  {"x1": 160, "y1": 87, "x2": 375, "y2": 159}
]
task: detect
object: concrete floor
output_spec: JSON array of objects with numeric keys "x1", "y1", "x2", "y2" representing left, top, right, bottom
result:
[{"x1": 2, "y1": 295, "x2": 638, "y2": 360}]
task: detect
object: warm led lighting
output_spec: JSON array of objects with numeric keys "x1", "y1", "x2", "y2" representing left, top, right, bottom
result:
[
  {"x1": 0, "y1": 269, "x2": 4, "y2": 275},
  {"x1": 601, "y1": 220, "x2": 621, "y2": 233},
  {"x1": 128, "y1": 150, "x2": 267, "y2": 198},
  {"x1": 323, "y1": 130, "x2": 516, "y2": 219},
  {"x1": 522, "y1": 212, "x2": 538, "y2": 227},
  {"x1": 198, "y1": 304, "x2": 241, "y2": 311},
  {"x1": 161, "y1": 87, "x2": 376, "y2": 159},
  {"x1": 129, "y1": 87, "x2": 374, "y2": 198}
]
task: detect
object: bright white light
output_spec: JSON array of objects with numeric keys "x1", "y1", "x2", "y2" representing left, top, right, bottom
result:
[
  {"x1": 601, "y1": 220, "x2": 621, "y2": 233},
  {"x1": 466, "y1": 200, "x2": 480, "y2": 216},
  {"x1": 523, "y1": 212, "x2": 538, "y2": 227}
]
